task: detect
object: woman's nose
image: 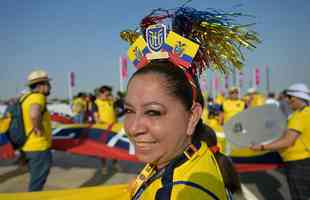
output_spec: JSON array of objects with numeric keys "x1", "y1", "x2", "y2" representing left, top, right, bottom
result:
[{"x1": 125, "y1": 114, "x2": 146, "y2": 137}]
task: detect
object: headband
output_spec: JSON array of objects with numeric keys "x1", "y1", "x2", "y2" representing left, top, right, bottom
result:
[{"x1": 121, "y1": 6, "x2": 261, "y2": 100}]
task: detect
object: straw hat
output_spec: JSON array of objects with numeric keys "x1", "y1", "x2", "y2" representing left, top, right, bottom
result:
[
  {"x1": 27, "y1": 69, "x2": 51, "y2": 86},
  {"x1": 228, "y1": 86, "x2": 239, "y2": 93},
  {"x1": 286, "y1": 83, "x2": 310, "y2": 101}
]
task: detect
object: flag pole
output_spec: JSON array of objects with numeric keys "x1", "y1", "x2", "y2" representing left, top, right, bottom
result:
[
  {"x1": 266, "y1": 65, "x2": 270, "y2": 94},
  {"x1": 119, "y1": 56, "x2": 124, "y2": 92},
  {"x1": 68, "y1": 72, "x2": 73, "y2": 103},
  {"x1": 252, "y1": 68, "x2": 256, "y2": 88}
]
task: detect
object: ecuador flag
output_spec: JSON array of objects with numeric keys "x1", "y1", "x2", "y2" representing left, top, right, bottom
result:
[
  {"x1": 162, "y1": 31, "x2": 199, "y2": 68},
  {"x1": 128, "y1": 36, "x2": 150, "y2": 68}
]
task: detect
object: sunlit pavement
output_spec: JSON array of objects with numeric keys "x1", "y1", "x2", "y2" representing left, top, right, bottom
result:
[{"x1": 0, "y1": 151, "x2": 291, "y2": 200}]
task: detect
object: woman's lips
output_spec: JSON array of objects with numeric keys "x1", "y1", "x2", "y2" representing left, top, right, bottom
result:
[{"x1": 134, "y1": 141, "x2": 156, "y2": 151}]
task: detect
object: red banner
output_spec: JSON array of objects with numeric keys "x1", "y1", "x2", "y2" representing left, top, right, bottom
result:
[
  {"x1": 120, "y1": 55, "x2": 128, "y2": 79},
  {"x1": 255, "y1": 67, "x2": 260, "y2": 86}
]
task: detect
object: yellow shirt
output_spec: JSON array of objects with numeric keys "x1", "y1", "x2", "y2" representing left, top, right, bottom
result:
[
  {"x1": 205, "y1": 118, "x2": 223, "y2": 133},
  {"x1": 248, "y1": 94, "x2": 265, "y2": 108},
  {"x1": 215, "y1": 95, "x2": 225, "y2": 106},
  {"x1": 72, "y1": 97, "x2": 86, "y2": 115},
  {"x1": 22, "y1": 93, "x2": 52, "y2": 151},
  {"x1": 279, "y1": 106, "x2": 310, "y2": 162},
  {"x1": 95, "y1": 99, "x2": 116, "y2": 124},
  {"x1": 133, "y1": 142, "x2": 227, "y2": 200},
  {"x1": 222, "y1": 99, "x2": 245, "y2": 123}
]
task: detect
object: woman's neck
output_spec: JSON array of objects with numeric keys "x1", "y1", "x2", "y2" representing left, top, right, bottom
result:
[{"x1": 155, "y1": 137, "x2": 191, "y2": 170}]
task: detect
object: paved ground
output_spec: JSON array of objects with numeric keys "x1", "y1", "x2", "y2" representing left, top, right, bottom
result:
[{"x1": 0, "y1": 151, "x2": 291, "y2": 199}]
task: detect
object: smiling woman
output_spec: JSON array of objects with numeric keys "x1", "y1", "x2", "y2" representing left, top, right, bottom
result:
[
  {"x1": 124, "y1": 61, "x2": 240, "y2": 200},
  {"x1": 121, "y1": 5, "x2": 260, "y2": 199}
]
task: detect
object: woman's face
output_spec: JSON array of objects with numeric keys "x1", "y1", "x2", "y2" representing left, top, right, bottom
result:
[{"x1": 124, "y1": 73, "x2": 198, "y2": 168}]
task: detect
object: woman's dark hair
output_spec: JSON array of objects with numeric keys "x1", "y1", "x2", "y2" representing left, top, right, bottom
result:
[
  {"x1": 129, "y1": 60, "x2": 241, "y2": 194},
  {"x1": 197, "y1": 124, "x2": 241, "y2": 193}
]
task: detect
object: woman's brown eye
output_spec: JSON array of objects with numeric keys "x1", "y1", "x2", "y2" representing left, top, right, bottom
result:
[
  {"x1": 145, "y1": 110, "x2": 161, "y2": 116},
  {"x1": 124, "y1": 108, "x2": 133, "y2": 114}
]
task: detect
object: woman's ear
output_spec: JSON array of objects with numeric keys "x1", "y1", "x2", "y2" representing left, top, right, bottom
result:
[{"x1": 186, "y1": 102, "x2": 203, "y2": 136}]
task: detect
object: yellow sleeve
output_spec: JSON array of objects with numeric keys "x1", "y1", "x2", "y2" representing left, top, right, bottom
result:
[
  {"x1": 287, "y1": 113, "x2": 303, "y2": 134},
  {"x1": 27, "y1": 93, "x2": 46, "y2": 111}
]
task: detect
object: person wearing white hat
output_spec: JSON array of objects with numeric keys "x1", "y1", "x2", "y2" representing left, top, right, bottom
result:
[
  {"x1": 245, "y1": 87, "x2": 266, "y2": 108},
  {"x1": 251, "y1": 83, "x2": 310, "y2": 200},
  {"x1": 285, "y1": 83, "x2": 310, "y2": 103},
  {"x1": 20, "y1": 69, "x2": 53, "y2": 191}
]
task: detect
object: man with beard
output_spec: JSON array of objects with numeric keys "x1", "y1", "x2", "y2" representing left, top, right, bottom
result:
[{"x1": 21, "y1": 69, "x2": 53, "y2": 191}]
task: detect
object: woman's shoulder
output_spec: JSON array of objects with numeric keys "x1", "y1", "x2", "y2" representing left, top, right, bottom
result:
[
  {"x1": 171, "y1": 142, "x2": 226, "y2": 199},
  {"x1": 174, "y1": 142, "x2": 221, "y2": 178}
]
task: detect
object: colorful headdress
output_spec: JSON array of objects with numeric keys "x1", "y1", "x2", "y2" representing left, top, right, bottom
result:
[{"x1": 120, "y1": 6, "x2": 261, "y2": 96}]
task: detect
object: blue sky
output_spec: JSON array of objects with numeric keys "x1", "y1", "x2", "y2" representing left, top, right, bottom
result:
[{"x1": 1, "y1": 0, "x2": 309, "y2": 99}]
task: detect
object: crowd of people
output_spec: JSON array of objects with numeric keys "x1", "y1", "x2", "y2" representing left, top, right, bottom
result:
[
  {"x1": 4, "y1": 63, "x2": 309, "y2": 199},
  {"x1": 202, "y1": 86, "x2": 288, "y2": 136},
  {"x1": 71, "y1": 86, "x2": 125, "y2": 125}
]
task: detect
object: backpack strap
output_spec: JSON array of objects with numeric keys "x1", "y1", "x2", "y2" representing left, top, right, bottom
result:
[
  {"x1": 18, "y1": 93, "x2": 34, "y2": 147},
  {"x1": 19, "y1": 92, "x2": 33, "y2": 104},
  {"x1": 20, "y1": 92, "x2": 47, "y2": 114},
  {"x1": 19, "y1": 92, "x2": 46, "y2": 140}
]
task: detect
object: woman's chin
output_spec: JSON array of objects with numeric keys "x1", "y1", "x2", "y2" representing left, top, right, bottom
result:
[{"x1": 136, "y1": 152, "x2": 157, "y2": 164}]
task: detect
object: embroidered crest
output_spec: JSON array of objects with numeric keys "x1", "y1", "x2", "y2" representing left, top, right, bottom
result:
[{"x1": 146, "y1": 24, "x2": 166, "y2": 52}]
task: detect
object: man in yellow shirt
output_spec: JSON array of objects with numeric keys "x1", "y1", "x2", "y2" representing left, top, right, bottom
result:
[
  {"x1": 251, "y1": 83, "x2": 310, "y2": 200},
  {"x1": 71, "y1": 92, "x2": 87, "y2": 123},
  {"x1": 94, "y1": 85, "x2": 117, "y2": 124},
  {"x1": 215, "y1": 91, "x2": 225, "y2": 106},
  {"x1": 22, "y1": 69, "x2": 53, "y2": 191},
  {"x1": 220, "y1": 87, "x2": 245, "y2": 125},
  {"x1": 94, "y1": 85, "x2": 119, "y2": 173}
]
